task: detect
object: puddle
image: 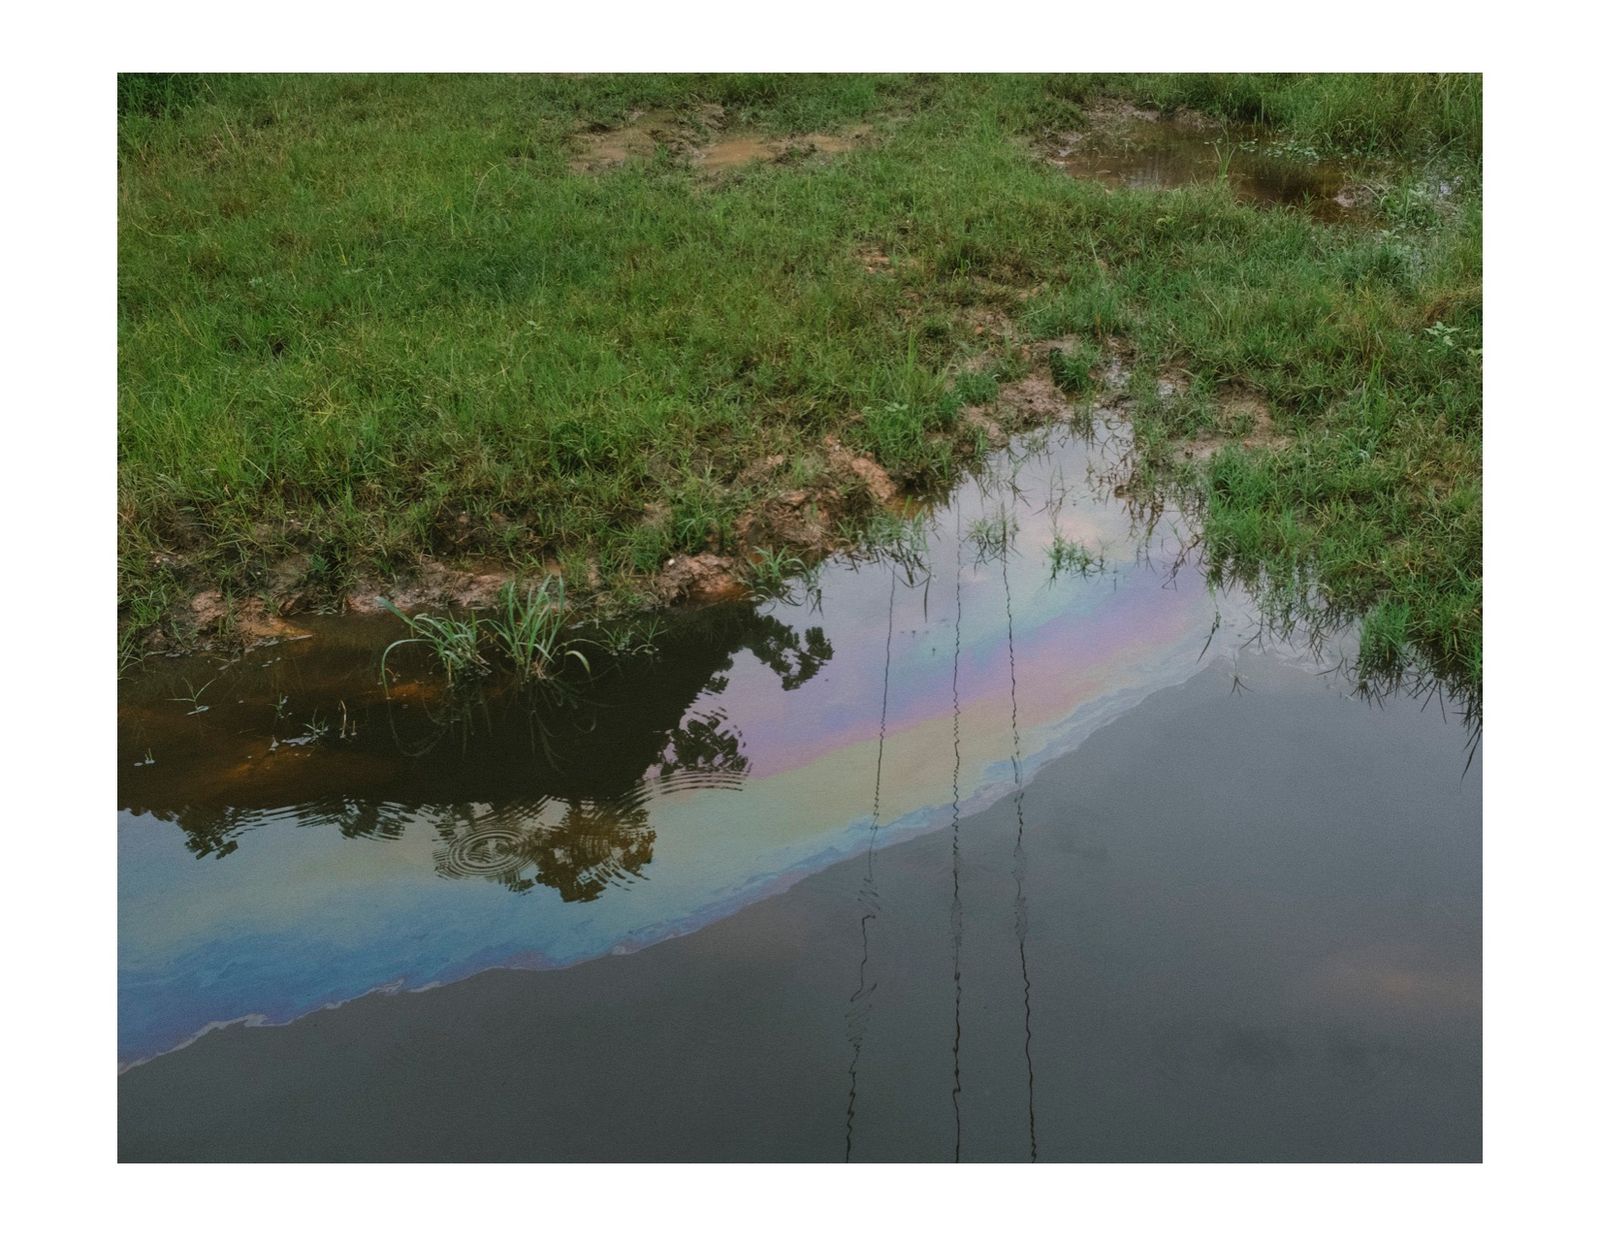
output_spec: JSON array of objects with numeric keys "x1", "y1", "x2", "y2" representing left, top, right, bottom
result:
[
  {"x1": 121, "y1": 647, "x2": 1480, "y2": 1162},
  {"x1": 1046, "y1": 110, "x2": 1375, "y2": 219},
  {"x1": 118, "y1": 417, "x2": 1479, "y2": 1159}
]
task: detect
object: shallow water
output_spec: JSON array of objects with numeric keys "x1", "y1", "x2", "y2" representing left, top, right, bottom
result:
[
  {"x1": 1049, "y1": 115, "x2": 1371, "y2": 218},
  {"x1": 117, "y1": 419, "x2": 1480, "y2": 1161}
]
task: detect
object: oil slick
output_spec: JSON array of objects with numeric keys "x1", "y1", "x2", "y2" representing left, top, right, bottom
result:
[{"x1": 121, "y1": 421, "x2": 1267, "y2": 1069}]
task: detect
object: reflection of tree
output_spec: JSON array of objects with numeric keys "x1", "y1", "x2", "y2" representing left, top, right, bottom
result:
[
  {"x1": 658, "y1": 709, "x2": 749, "y2": 787},
  {"x1": 513, "y1": 799, "x2": 655, "y2": 902},
  {"x1": 434, "y1": 798, "x2": 655, "y2": 902},
  {"x1": 124, "y1": 599, "x2": 837, "y2": 898},
  {"x1": 431, "y1": 705, "x2": 749, "y2": 899},
  {"x1": 745, "y1": 615, "x2": 833, "y2": 691},
  {"x1": 304, "y1": 796, "x2": 408, "y2": 842},
  {"x1": 163, "y1": 805, "x2": 246, "y2": 860},
  {"x1": 160, "y1": 798, "x2": 412, "y2": 860}
]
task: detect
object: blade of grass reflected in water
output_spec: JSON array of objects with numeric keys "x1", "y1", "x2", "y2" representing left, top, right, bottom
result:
[
  {"x1": 950, "y1": 493, "x2": 964, "y2": 1163},
  {"x1": 1001, "y1": 506, "x2": 1040, "y2": 1162},
  {"x1": 844, "y1": 568, "x2": 896, "y2": 1162}
]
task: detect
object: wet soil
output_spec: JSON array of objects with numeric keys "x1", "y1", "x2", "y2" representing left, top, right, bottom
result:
[{"x1": 568, "y1": 106, "x2": 872, "y2": 176}]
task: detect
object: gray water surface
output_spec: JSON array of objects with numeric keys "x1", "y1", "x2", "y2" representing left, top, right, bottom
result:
[{"x1": 120, "y1": 650, "x2": 1480, "y2": 1162}]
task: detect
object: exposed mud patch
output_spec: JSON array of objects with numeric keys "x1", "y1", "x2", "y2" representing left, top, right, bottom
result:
[
  {"x1": 962, "y1": 406, "x2": 1008, "y2": 448},
  {"x1": 995, "y1": 373, "x2": 1075, "y2": 426},
  {"x1": 567, "y1": 108, "x2": 702, "y2": 173},
  {"x1": 188, "y1": 592, "x2": 310, "y2": 650},
  {"x1": 727, "y1": 436, "x2": 898, "y2": 565},
  {"x1": 823, "y1": 434, "x2": 897, "y2": 506},
  {"x1": 698, "y1": 125, "x2": 871, "y2": 172},
  {"x1": 954, "y1": 301, "x2": 1017, "y2": 341},
  {"x1": 655, "y1": 552, "x2": 745, "y2": 605},
  {"x1": 858, "y1": 246, "x2": 923, "y2": 277},
  {"x1": 1182, "y1": 389, "x2": 1292, "y2": 461},
  {"x1": 346, "y1": 561, "x2": 510, "y2": 615},
  {"x1": 569, "y1": 106, "x2": 873, "y2": 176},
  {"x1": 732, "y1": 490, "x2": 833, "y2": 559}
]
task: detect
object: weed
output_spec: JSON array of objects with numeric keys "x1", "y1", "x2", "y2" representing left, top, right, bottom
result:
[
  {"x1": 169, "y1": 677, "x2": 215, "y2": 715},
  {"x1": 483, "y1": 578, "x2": 592, "y2": 683},
  {"x1": 590, "y1": 614, "x2": 666, "y2": 659},
  {"x1": 378, "y1": 602, "x2": 490, "y2": 689},
  {"x1": 857, "y1": 509, "x2": 932, "y2": 572},
  {"x1": 1048, "y1": 344, "x2": 1099, "y2": 395},
  {"x1": 745, "y1": 547, "x2": 814, "y2": 601},
  {"x1": 1046, "y1": 534, "x2": 1106, "y2": 581},
  {"x1": 967, "y1": 511, "x2": 1018, "y2": 559}
]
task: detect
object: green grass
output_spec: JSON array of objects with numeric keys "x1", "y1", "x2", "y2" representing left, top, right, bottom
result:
[
  {"x1": 1046, "y1": 535, "x2": 1106, "y2": 581},
  {"x1": 379, "y1": 577, "x2": 592, "y2": 686},
  {"x1": 1042, "y1": 72, "x2": 1482, "y2": 158},
  {"x1": 967, "y1": 511, "x2": 1018, "y2": 559},
  {"x1": 1048, "y1": 341, "x2": 1099, "y2": 394},
  {"x1": 119, "y1": 72, "x2": 1481, "y2": 700},
  {"x1": 484, "y1": 577, "x2": 592, "y2": 683},
  {"x1": 378, "y1": 603, "x2": 490, "y2": 687},
  {"x1": 744, "y1": 547, "x2": 808, "y2": 595}
]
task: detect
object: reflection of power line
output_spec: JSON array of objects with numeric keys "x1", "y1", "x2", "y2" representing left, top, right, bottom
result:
[
  {"x1": 950, "y1": 495, "x2": 964, "y2": 1163},
  {"x1": 1001, "y1": 508, "x2": 1039, "y2": 1162},
  {"x1": 845, "y1": 569, "x2": 897, "y2": 1162}
]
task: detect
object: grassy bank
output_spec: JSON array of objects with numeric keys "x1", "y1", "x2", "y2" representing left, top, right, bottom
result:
[{"x1": 118, "y1": 73, "x2": 1481, "y2": 699}]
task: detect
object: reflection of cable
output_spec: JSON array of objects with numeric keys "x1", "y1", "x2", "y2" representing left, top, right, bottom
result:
[
  {"x1": 1001, "y1": 509, "x2": 1039, "y2": 1162},
  {"x1": 950, "y1": 494, "x2": 964, "y2": 1163},
  {"x1": 846, "y1": 569, "x2": 897, "y2": 1162}
]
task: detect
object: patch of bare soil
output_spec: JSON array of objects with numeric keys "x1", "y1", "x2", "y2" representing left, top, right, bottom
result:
[
  {"x1": 962, "y1": 406, "x2": 1008, "y2": 447},
  {"x1": 995, "y1": 373, "x2": 1075, "y2": 426},
  {"x1": 1181, "y1": 389, "x2": 1292, "y2": 462},
  {"x1": 569, "y1": 105, "x2": 873, "y2": 176},
  {"x1": 823, "y1": 435, "x2": 897, "y2": 505},
  {"x1": 567, "y1": 107, "x2": 707, "y2": 173},
  {"x1": 346, "y1": 561, "x2": 510, "y2": 615},
  {"x1": 723, "y1": 436, "x2": 899, "y2": 572},
  {"x1": 698, "y1": 124, "x2": 873, "y2": 172},
  {"x1": 188, "y1": 591, "x2": 310, "y2": 650},
  {"x1": 655, "y1": 552, "x2": 745, "y2": 605},
  {"x1": 858, "y1": 246, "x2": 925, "y2": 278},
  {"x1": 731, "y1": 491, "x2": 832, "y2": 560},
  {"x1": 955, "y1": 301, "x2": 1017, "y2": 342}
]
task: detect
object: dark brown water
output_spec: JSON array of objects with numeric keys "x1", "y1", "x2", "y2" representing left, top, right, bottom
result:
[
  {"x1": 118, "y1": 421, "x2": 1480, "y2": 1161},
  {"x1": 1048, "y1": 115, "x2": 1372, "y2": 219}
]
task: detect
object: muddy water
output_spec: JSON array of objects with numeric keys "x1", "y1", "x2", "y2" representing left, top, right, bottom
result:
[
  {"x1": 1050, "y1": 116, "x2": 1370, "y2": 218},
  {"x1": 118, "y1": 421, "x2": 1480, "y2": 1161}
]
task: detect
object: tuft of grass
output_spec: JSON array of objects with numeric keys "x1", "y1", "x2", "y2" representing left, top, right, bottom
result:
[
  {"x1": 483, "y1": 577, "x2": 591, "y2": 683},
  {"x1": 1046, "y1": 534, "x2": 1106, "y2": 581},
  {"x1": 1041, "y1": 72, "x2": 1481, "y2": 158},
  {"x1": 853, "y1": 508, "x2": 931, "y2": 575},
  {"x1": 744, "y1": 547, "x2": 810, "y2": 600},
  {"x1": 589, "y1": 613, "x2": 666, "y2": 660},
  {"x1": 378, "y1": 603, "x2": 489, "y2": 688},
  {"x1": 967, "y1": 511, "x2": 1018, "y2": 559},
  {"x1": 1047, "y1": 343, "x2": 1099, "y2": 395}
]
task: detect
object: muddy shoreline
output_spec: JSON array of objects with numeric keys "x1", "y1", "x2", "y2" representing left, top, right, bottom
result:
[{"x1": 123, "y1": 332, "x2": 1155, "y2": 669}]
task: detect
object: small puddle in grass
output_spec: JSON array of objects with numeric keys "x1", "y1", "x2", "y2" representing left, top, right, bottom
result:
[{"x1": 1047, "y1": 112, "x2": 1376, "y2": 219}]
